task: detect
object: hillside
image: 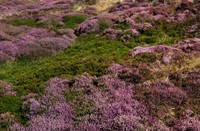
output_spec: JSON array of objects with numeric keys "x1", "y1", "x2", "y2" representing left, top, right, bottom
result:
[{"x1": 0, "y1": 0, "x2": 200, "y2": 130}]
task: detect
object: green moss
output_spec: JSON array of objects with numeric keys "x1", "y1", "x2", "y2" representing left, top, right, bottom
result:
[
  {"x1": 0, "y1": 95, "x2": 24, "y2": 125},
  {"x1": 9, "y1": 15, "x2": 86, "y2": 30},
  {"x1": 0, "y1": 95, "x2": 21, "y2": 114},
  {"x1": 62, "y1": 14, "x2": 86, "y2": 29},
  {"x1": 114, "y1": 22, "x2": 130, "y2": 30},
  {"x1": 65, "y1": 89, "x2": 92, "y2": 117},
  {"x1": 125, "y1": 20, "x2": 192, "y2": 48},
  {"x1": 9, "y1": 19, "x2": 37, "y2": 27},
  {"x1": 134, "y1": 52, "x2": 161, "y2": 63},
  {"x1": 99, "y1": 20, "x2": 109, "y2": 32}
]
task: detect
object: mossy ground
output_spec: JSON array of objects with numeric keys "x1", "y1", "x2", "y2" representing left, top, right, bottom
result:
[{"x1": 8, "y1": 14, "x2": 87, "y2": 30}]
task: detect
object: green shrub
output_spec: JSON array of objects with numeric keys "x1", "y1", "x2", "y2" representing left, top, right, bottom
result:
[
  {"x1": 9, "y1": 19, "x2": 37, "y2": 27},
  {"x1": 99, "y1": 20, "x2": 109, "y2": 31},
  {"x1": 114, "y1": 22, "x2": 130, "y2": 30},
  {"x1": 62, "y1": 14, "x2": 86, "y2": 29}
]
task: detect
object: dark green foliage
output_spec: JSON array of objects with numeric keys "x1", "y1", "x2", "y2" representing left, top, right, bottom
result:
[
  {"x1": 0, "y1": 95, "x2": 21, "y2": 114},
  {"x1": 9, "y1": 14, "x2": 86, "y2": 30},
  {"x1": 65, "y1": 89, "x2": 92, "y2": 117},
  {"x1": 0, "y1": 94, "x2": 24, "y2": 127},
  {"x1": 99, "y1": 20, "x2": 109, "y2": 31},
  {"x1": 126, "y1": 20, "x2": 191, "y2": 48},
  {"x1": 62, "y1": 14, "x2": 86, "y2": 29},
  {"x1": 114, "y1": 22, "x2": 130, "y2": 30},
  {"x1": 134, "y1": 52, "x2": 161, "y2": 63},
  {"x1": 9, "y1": 19, "x2": 38, "y2": 27}
]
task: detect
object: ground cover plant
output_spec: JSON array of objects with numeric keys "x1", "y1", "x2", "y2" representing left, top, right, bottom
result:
[{"x1": 0, "y1": 0, "x2": 200, "y2": 130}]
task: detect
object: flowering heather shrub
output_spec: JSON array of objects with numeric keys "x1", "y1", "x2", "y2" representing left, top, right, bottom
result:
[
  {"x1": 57, "y1": 29, "x2": 77, "y2": 40},
  {"x1": 0, "y1": 81, "x2": 16, "y2": 96},
  {"x1": 9, "y1": 28, "x2": 74, "y2": 59},
  {"x1": 175, "y1": 38, "x2": 200, "y2": 53},
  {"x1": 21, "y1": 94, "x2": 40, "y2": 118},
  {"x1": 0, "y1": 31, "x2": 12, "y2": 41},
  {"x1": 76, "y1": 123, "x2": 101, "y2": 131},
  {"x1": 0, "y1": 112, "x2": 15, "y2": 129},
  {"x1": 182, "y1": 68, "x2": 200, "y2": 90},
  {"x1": 73, "y1": 72, "x2": 95, "y2": 88},
  {"x1": 0, "y1": 40, "x2": 19, "y2": 62},
  {"x1": 149, "y1": 81, "x2": 187, "y2": 105},
  {"x1": 131, "y1": 45, "x2": 180, "y2": 56},
  {"x1": 107, "y1": 64, "x2": 123, "y2": 77},
  {"x1": 107, "y1": 64, "x2": 142, "y2": 83},
  {"x1": 120, "y1": 29, "x2": 140, "y2": 42},
  {"x1": 109, "y1": 1, "x2": 141, "y2": 12},
  {"x1": 75, "y1": 18, "x2": 100, "y2": 36},
  {"x1": 0, "y1": 41, "x2": 18, "y2": 58},
  {"x1": 73, "y1": 74, "x2": 169, "y2": 130},
  {"x1": 41, "y1": 78, "x2": 69, "y2": 103},
  {"x1": 38, "y1": 37, "x2": 72, "y2": 53},
  {"x1": 25, "y1": 102, "x2": 73, "y2": 131},
  {"x1": 0, "y1": 0, "x2": 24, "y2": 15},
  {"x1": 102, "y1": 28, "x2": 122, "y2": 40},
  {"x1": 174, "y1": 110, "x2": 200, "y2": 130},
  {"x1": 24, "y1": 28, "x2": 56, "y2": 38},
  {"x1": 10, "y1": 78, "x2": 74, "y2": 130},
  {"x1": 0, "y1": 51, "x2": 12, "y2": 62},
  {"x1": 133, "y1": 80, "x2": 187, "y2": 119},
  {"x1": 38, "y1": 0, "x2": 72, "y2": 11}
]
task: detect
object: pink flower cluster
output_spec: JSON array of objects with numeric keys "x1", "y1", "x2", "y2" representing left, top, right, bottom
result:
[
  {"x1": 0, "y1": 28, "x2": 74, "y2": 61},
  {"x1": 10, "y1": 78, "x2": 73, "y2": 130}
]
